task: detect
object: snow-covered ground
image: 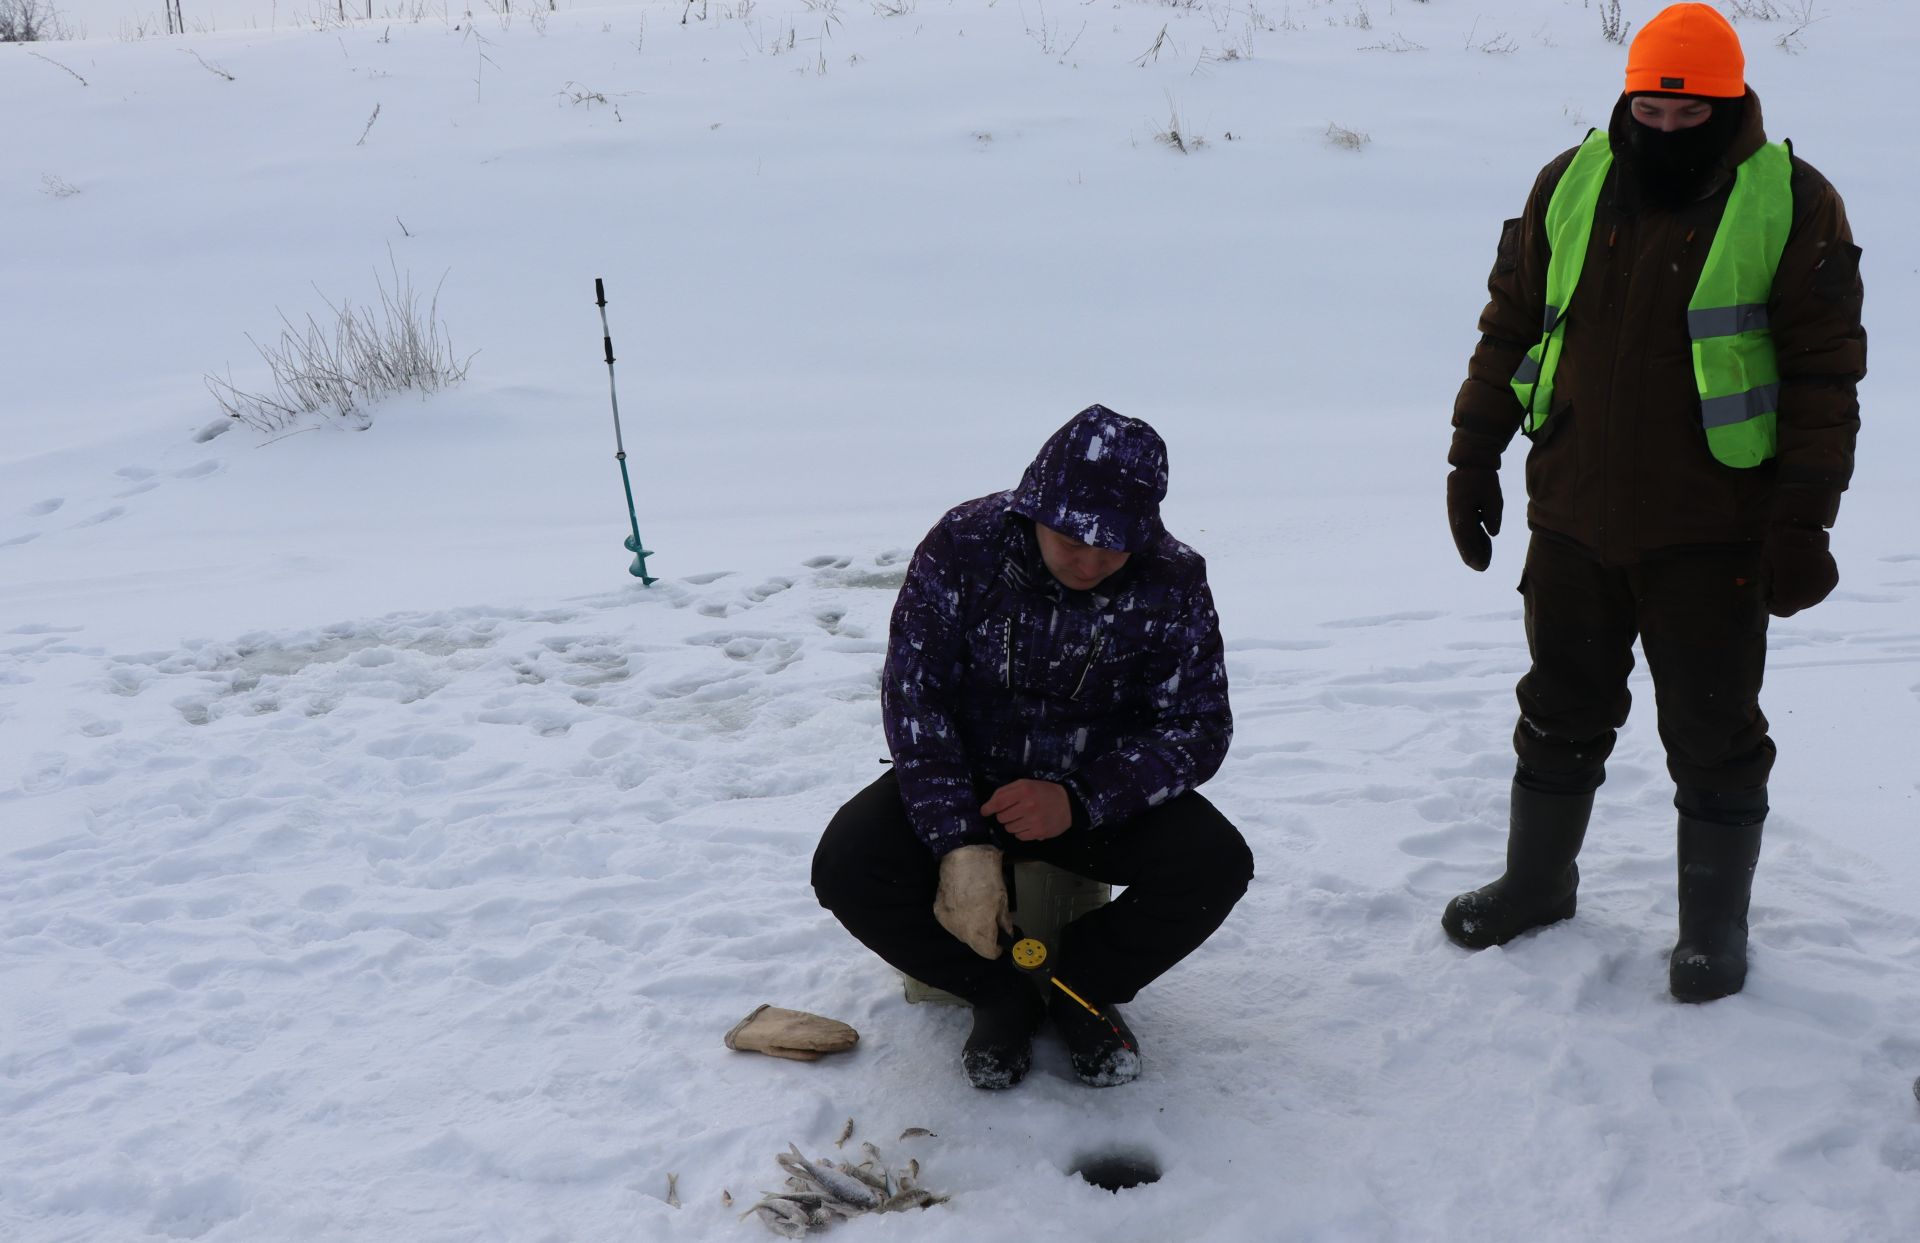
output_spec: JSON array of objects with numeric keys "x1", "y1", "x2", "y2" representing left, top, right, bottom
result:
[{"x1": 4, "y1": 1, "x2": 1918, "y2": 1239}]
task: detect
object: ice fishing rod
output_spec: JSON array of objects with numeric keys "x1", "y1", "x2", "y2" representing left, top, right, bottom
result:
[
  {"x1": 594, "y1": 277, "x2": 657, "y2": 585},
  {"x1": 1005, "y1": 929, "x2": 1136, "y2": 1053}
]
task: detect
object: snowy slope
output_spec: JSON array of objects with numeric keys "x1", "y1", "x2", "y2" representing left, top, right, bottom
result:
[{"x1": 4, "y1": 2, "x2": 1919, "y2": 1241}]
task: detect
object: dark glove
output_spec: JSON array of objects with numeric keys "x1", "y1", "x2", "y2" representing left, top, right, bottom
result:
[
  {"x1": 1762, "y1": 488, "x2": 1840, "y2": 618},
  {"x1": 1447, "y1": 467, "x2": 1503, "y2": 572}
]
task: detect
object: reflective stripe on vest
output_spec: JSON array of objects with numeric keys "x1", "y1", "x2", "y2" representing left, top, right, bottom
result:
[{"x1": 1510, "y1": 131, "x2": 1793, "y2": 468}]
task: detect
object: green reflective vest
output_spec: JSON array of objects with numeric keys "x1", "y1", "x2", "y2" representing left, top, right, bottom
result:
[{"x1": 1511, "y1": 129, "x2": 1793, "y2": 468}]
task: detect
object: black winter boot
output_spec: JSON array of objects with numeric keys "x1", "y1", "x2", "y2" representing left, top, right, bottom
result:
[
  {"x1": 1048, "y1": 983, "x2": 1140, "y2": 1087},
  {"x1": 1669, "y1": 787, "x2": 1766, "y2": 1004},
  {"x1": 1443, "y1": 779, "x2": 1595, "y2": 949},
  {"x1": 961, "y1": 979, "x2": 1045, "y2": 1090}
]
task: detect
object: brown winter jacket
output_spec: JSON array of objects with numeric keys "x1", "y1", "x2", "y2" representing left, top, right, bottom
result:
[{"x1": 1451, "y1": 90, "x2": 1865, "y2": 564}]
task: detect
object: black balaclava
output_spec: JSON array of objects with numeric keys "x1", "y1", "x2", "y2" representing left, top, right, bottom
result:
[{"x1": 1618, "y1": 91, "x2": 1747, "y2": 208}]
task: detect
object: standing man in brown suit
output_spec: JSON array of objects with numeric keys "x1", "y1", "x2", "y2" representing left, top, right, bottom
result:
[{"x1": 1441, "y1": 3, "x2": 1865, "y2": 1001}]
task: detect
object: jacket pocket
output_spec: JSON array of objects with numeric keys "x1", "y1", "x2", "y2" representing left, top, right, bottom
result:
[
  {"x1": 1525, "y1": 397, "x2": 1572, "y2": 446},
  {"x1": 1815, "y1": 243, "x2": 1863, "y2": 304},
  {"x1": 978, "y1": 606, "x2": 1088, "y2": 699},
  {"x1": 1070, "y1": 640, "x2": 1158, "y2": 716}
]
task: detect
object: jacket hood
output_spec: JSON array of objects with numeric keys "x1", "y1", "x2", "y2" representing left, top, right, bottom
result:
[{"x1": 1006, "y1": 405, "x2": 1168, "y2": 553}]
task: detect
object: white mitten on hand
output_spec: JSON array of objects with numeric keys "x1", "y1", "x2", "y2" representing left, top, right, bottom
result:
[
  {"x1": 933, "y1": 843, "x2": 1011, "y2": 959},
  {"x1": 724, "y1": 1005, "x2": 859, "y2": 1061}
]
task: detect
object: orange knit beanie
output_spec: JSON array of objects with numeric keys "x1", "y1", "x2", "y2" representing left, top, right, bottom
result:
[{"x1": 1625, "y1": 3, "x2": 1746, "y2": 98}]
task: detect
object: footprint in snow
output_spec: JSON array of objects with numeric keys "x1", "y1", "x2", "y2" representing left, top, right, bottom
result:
[
  {"x1": 19, "y1": 751, "x2": 70, "y2": 794},
  {"x1": 365, "y1": 732, "x2": 475, "y2": 760},
  {"x1": 145, "y1": 1175, "x2": 249, "y2": 1238},
  {"x1": 1225, "y1": 637, "x2": 1335, "y2": 652},
  {"x1": 110, "y1": 467, "x2": 158, "y2": 497},
  {"x1": 538, "y1": 638, "x2": 630, "y2": 686},
  {"x1": 1396, "y1": 812, "x2": 1490, "y2": 860},
  {"x1": 174, "y1": 696, "x2": 214, "y2": 726},
  {"x1": 173, "y1": 460, "x2": 224, "y2": 480},
  {"x1": 299, "y1": 884, "x2": 354, "y2": 912},
  {"x1": 690, "y1": 631, "x2": 803, "y2": 672},
  {"x1": 1569, "y1": 951, "x2": 1643, "y2": 1011},
  {"x1": 815, "y1": 565, "x2": 907, "y2": 590},
  {"x1": 1, "y1": 533, "x2": 38, "y2": 547},
  {"x1": 73, "y1": 506, "x2": 127, "y2": 528},
  {"x1": 814, "y1": 607, "x2": 852, "y2": 635},
  {"x1": 69, "y1": 1021, "x2": 134, "y2": 1048},
  {"x1": 1320, "y1": 610, "x2": 1447, "y2": 630},
  {"x1": 24, "y1": 497, "x2": 65, "y2": 516},
  {"x1": 1647, "y1": 1060, "x2": 1751, "y2": 1180}
]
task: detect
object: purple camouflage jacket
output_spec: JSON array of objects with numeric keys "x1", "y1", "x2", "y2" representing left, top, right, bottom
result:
[{"x1": 881, "y1": 405, "x2": 1233, "y2": 857}]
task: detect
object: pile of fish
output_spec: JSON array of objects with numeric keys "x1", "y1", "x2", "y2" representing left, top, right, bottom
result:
[{"x1": 742, "y1": 1136, "x2": 948, "y2": 1237}]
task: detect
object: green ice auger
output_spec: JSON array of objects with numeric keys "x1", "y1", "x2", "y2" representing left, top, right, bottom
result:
[{"x1": 595, "y1": 278, "x2": 657, "y2": 584}]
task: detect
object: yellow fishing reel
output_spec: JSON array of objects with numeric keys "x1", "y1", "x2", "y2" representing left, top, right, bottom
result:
[
  {"x1": 1009, "y1": 936, "x2": 1049, "y2": 972},
  {"x1": 1004, "y1": 930, "x2": 1125, "y2": 1038}
]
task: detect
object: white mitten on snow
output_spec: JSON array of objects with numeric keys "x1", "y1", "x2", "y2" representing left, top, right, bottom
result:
[
  {"x1": 724, "y1": 1005, "x2": 859, "y2": 1061},
  {"x1": 933, "y1": 844, "x2": 1011, "y2": 959}
]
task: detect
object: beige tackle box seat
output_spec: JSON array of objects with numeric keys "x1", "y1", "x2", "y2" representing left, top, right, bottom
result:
[{"x1": 901, "y1": 860, "x2": 1112, "y2": 1006}]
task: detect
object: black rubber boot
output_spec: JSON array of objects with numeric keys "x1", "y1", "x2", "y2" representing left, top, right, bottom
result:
[
  {"x1": 1669, "y1": 787, "x2": 1766, "y2": 1004},
  {"x1": 1442, "y1": 779, "x2": 1595, "y2": 949},
  {"x1": 961, "y1": 979, "x2": 1045, "y2": 1090},
  {"x1": 1048, "y1": 983, "x2": 1141, "y2": 1087}
]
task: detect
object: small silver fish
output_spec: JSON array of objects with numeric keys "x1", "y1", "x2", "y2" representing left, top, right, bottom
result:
[
  {"x1": 834, "y1": 1117, "x2": 855, "y2": 1148},
  {"x1": 898, "y1": 1127, "x2": 937, "y2": 1140},
  {"x1": 754, "y1": 1194, "x2": 814, "y2": 1221},
  {"x1": 665, "y1": 1173, "x2": 679, "y2": 1209},
  {"x1": 841, "y1": 1161, "x2": 890, "y2": 1193},
  {"x1": 762, "y1": 1191, "x2": 832, "y2": 1209},
  {"x1": 878, "y1": 1186, "x2": 947, "y2": 1213},
  {"x1": 749, "y1": 1203, "x2": 808, "y2": 1239},
  {"x1": 859, "y1": 1141, "x2": 883, "y2": 1164},
  {"x1": 770, "y1": 1162, "x2": 867, "y2": 1214},
  {"x1": 720, "y1": 1189, "x2": 732, "y2": 1208},
  {"x1": 779, "y1": 1145, "x2": 882, "y2": 1209}
]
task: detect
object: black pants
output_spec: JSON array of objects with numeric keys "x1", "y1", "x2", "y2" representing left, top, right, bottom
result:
[
  {"x1": 1513, "y1": 534, "x2": 1774, "y2": 797},
  {"x1": 812, "y1": 771, "x2": 1253, "y2": 1006}
]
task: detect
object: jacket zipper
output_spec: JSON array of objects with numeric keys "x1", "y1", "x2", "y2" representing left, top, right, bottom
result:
[{"x1": 1069, "y1": 631, "x2": 1105, "y2": 700}]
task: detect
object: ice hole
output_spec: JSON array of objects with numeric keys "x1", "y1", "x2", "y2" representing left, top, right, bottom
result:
[{"x1": 1069, "y1": 1148, "x2": 1161, "y2": 1192}]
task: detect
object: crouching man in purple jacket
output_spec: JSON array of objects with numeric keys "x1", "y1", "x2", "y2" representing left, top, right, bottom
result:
[{"x1": 812, "y1": 405, "x2": 1253, "y2": 1090}]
